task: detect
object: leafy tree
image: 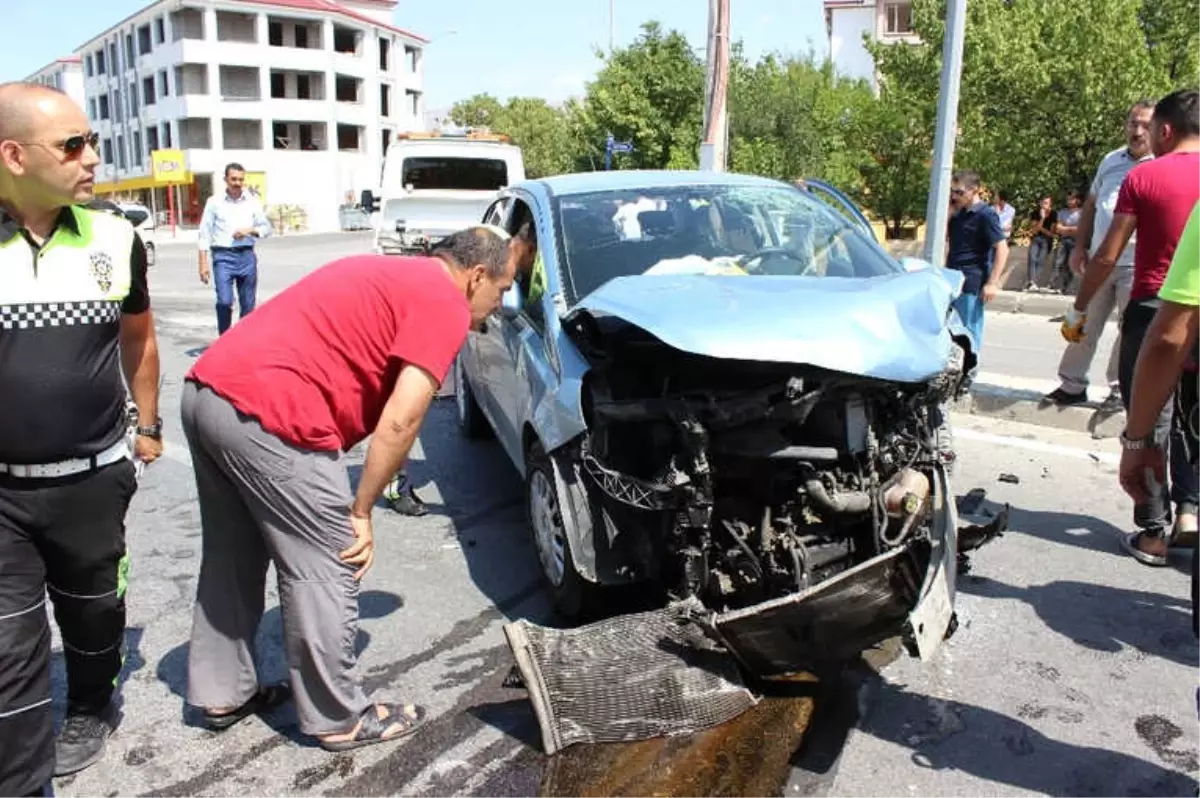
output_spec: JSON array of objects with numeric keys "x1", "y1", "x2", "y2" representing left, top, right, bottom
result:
[
  {"x1": 448, "y1": 94, "x2": 579, "y2": 178},
  {"x1": 448, "y1": 93, "x2": 505, "y2": 129},
  {"x1": 572, "y1": 22, "x2": 706, "y2": 171},
  {"x1": 870, "y1": 0, "x2": 1188, "y2": 220}
]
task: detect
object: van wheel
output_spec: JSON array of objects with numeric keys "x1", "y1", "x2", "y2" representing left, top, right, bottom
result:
[{"x1": 525, "y1": 442, "x2": 590, "y2": 622}]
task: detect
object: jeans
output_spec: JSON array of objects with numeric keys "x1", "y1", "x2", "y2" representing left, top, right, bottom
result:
[
  {"x1": 952, "y1": 291, "x2": 986, "y2": 355},
  {"x1": 1118, "y1": 299, "x2": 1200, "y2": 535},
  {"x1": 1051, "y1": 238, "x2": 1075, "y2": 293},
  {"x1": 1026, "y1": 237, "x2": 1053, "y2": 288},
  {"x1": 211, "y1": 246, "x2": 258, "y2": 334}
]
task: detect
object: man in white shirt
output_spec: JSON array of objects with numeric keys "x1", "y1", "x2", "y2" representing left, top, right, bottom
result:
[
  {"x1": 197, "y1": 163, "x2": 271, "y2": 334},
  {"x1": 1046, "y1": 100, "x2": 1155, "y2": 408}
]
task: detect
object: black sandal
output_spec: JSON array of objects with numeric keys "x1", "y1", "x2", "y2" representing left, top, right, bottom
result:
[
  {"x1": 203, "y1": 683, "x2": 292, "y2": 730},
  {"x1": 319, "y1": 702, "x2": 428, "y2": 752}
]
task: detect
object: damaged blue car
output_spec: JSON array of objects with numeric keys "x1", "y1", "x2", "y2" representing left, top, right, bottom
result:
[{"x1": 455, "y1": 170, "x2": 999, "y2": 676}]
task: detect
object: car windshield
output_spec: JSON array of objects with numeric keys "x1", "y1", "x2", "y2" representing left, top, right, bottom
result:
[{"x1": 554, "y1": 183, "x2": 901, "y2": 302}]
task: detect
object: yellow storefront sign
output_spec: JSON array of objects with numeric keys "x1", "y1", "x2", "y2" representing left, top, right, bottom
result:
[{"x1": 151, "y1": 149, "x2": 190, "y2": 185}]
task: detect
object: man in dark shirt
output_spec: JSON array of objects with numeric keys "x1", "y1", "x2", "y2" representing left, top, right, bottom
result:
[
  {"x1": 0, "y1": 82, "x2": 162, "y2": 795},
  {"x1": 1026, "y1": 195, "x2": 1057, "y2": 289},
  {"x1": 945, "y1": 169, "x2": 1011, "y2": 352}
]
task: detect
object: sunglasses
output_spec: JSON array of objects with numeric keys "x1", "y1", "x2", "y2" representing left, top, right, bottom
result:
[{"x1": 18, "y1": 131, "x2": 100, "y2": 158}]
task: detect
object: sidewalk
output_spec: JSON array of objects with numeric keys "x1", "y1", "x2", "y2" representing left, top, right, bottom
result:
[
  {"x1": 987, "y1": 289, "x2": 1074, "y2": 318},
  {"x1": 957, "y1": 371, "x2": 1125, "y2": 439}
]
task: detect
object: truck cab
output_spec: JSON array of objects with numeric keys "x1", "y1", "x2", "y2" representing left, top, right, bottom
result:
[{"x1": 362, "y1": 130, "x2": 526, "y2": 255}]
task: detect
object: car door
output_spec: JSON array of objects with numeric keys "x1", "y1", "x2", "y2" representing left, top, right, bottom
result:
[
  {"x1": 458, "y1": 195, "x2": 513, "y2": 433},
  {"x1": 802, "y1": 178, "x2": 879, "y2": 243}
]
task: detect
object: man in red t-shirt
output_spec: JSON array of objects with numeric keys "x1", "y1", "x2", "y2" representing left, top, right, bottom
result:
[
  {"x1": 1066, "y1": 88, "x2": 1200, "y2": 564},
  {"x1": 179, "y1": 225, "x2": 515, "y2": 750}
]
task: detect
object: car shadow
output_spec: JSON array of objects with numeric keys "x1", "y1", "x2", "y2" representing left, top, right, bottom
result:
[
  {"x1": 351, "y1": 399, "x2": 554, "y2": 628},
  {"x1": 153, "y1": 588, "x2": 404, "y2": 744},
  {"x1": 957, "y1": 490, "x2": 1193, "y2": 574}
]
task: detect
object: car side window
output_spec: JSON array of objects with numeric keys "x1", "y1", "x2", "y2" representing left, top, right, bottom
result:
[
  {"x1": 509, "y1": 198, "x2": 546, "y2": 333},
  {"x1": 482, "y1": 197, "x2": 508, "y2": 227}
]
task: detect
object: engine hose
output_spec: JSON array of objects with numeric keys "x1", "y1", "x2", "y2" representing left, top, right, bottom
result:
[
  {"x1": 804, "y1": 478, "x2": 872, "y2": 514},
  {"x1": 720, "y1": 520, "x2": 764, "y2": 580},
  {"x1": 790, "y1": 540, "x2": 812, "y2": 591}
]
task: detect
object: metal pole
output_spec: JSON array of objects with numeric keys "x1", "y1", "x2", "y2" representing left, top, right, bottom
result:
[
  {"x1": 609, "y1": 0, "x2": 615, "y2": 53},
  {"x1": 699, "y1": 0, "x2": 729, "y2": 171},
  {"x1": 922, "y1": 0, "x2": 967, "y2": 267}
]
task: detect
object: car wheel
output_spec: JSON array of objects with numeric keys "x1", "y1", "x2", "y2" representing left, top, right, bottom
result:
[
  {"x1": 525, "y1": 441, "x2": 589, "y2": 621},
  {"x1": 454, "y1": 354, "x2": 492, "y2": 440},
  {"x1": 144, "y1": 241, "x2": 156, "y2": 267}
]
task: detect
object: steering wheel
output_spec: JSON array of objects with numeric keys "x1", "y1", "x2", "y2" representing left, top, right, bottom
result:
[{"x1": 737, "y1": 247, "x2": 813, "y2": 276}]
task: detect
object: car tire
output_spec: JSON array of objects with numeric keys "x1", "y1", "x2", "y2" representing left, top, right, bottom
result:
[
  {"x1": 144, "y1": 241, "x2": 156, "y2": 267},
  {"x1": 525, "y1": 441, "x2": 591, "y2": 622},
  {"x1": 454, "y1": 354, "x2": 492, "y2": 440}
]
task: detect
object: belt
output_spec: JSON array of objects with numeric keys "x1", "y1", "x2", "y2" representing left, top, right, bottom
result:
[{"x1": 0, "y1": 438, "x2": 130, "y2": 479}]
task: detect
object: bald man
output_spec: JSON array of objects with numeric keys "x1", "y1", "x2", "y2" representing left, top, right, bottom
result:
[{"x1": 0, "y1": 82, "x2": 161, "y2": 794}]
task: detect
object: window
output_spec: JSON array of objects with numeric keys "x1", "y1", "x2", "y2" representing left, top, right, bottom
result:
[
  {"x1": 155, "y1": 18, "x2": 165, "y2": 44},
  {"x1": 273, "y1": 121, "x2": 288, "y2": 149},
  {"x1": 133, "y1": 131, "x2": 142, "y2": 166},
  {"x1": 406, "y1": 89, "x2": 421, "y2": 117},
  {"x1": 102, "y1": 138, "x2": 113, "y2": 165},
  {"x1": 96, "y1": 48, "x2": 106, "y2": 74},
  {"x1": 88, "y1": 98, "x2": 97, "y2": 120},
  {"x1": 380, "y1": 84, "x2": 391, "y2": 116},
  {"x1": 147, "y1": 127, "x2": 159, "y2": 152},
  {"x1": 109, "y1": 43, "x2": 118, "y2": 74},
  {"x1": 98, "y1": 95, "x2": 110, "y2": 120},
  {"x1": 381, "y1": 128, "x2": 391, "y2": 154},
  {"x1": 299, "y1": 123, "x2": 315, "y2": 149},
  {"x1": 400, "y1": 157, "x2": 508, "y2": 191},
  {"x1": 162, "y1": 122, "x2": 172, "y2": 148},
  {"x1": 379, "y1": 38, "x2": 389, "y2": 70},
  {"x1": 138, "y1": 25, "x2": 152, "y2": 55},
  {"x1": 508, "y1": 200, "x2": 546, "y2": 328},
  {"x1": 337, "y1": 124, "x2": 361, "y2": 151},
  {"x1": 296, "y1": 74, "x2": 311, "y2": 100},
  {"x1": 270, "y1": 72, "x2": 285, "y2": 98},
  {"x1": 268, "y1": 21, "x2": 283, "y2": 46},
  {"x1": 125, "y1": 34, "x2": 135, "y2": 65},
  {"x1": 116, "y1": 135, "x2": 127, "y2": 170},
  {"x1": 86, "y1": 55, "x2": 94, "y2": 77},
  {"x1": 113, "y1": 89, "x2": 123, "y2": 122},
  {"x1": 885, "y1": 2, "x2": 913, "y2": 34},
  {"x1": 128, "y1": 82, "x2": 138, "y2": 116},
  {"x1": 405, "y1": 46, "x2": 418, "y2": 72},
  {"x1": 158, "y1": 70, "x2": 169, "y2": 97},
  {"x1": 333, "y1": 27, "x2": 357, "y2": 54},
  {"x1": 294, "y1": 25, "x2": 308, "y2": 48},
  {"x1": 143, "y1": 76, "x2": 156, "y2": 105}
]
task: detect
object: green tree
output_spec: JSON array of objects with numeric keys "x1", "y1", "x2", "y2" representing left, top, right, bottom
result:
[
  {"x1": 448, "y1": 94, "x2": 580, "y2": 178},
  {"x1": 449, "y1": 93, "x2": 504, "y2": 129},
  {"x1": 572, "y1": 21, "x2": 706, "y2": 170},
  {"x1": 870, "y1": 0, "x2": 1189, "y2": 221}
]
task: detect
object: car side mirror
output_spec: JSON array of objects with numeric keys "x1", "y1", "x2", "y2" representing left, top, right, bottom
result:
[
  {"x1": 360, "y1": 190, "x2": 375, "y2": 213},
  {"x1": 499, "y1": 286, "x2": 523, "y2": 319}
]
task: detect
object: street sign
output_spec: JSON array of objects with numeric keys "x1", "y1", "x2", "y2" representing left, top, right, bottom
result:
[{"x1": 604, "y1": 133, "x2": 634, "y2": 170}]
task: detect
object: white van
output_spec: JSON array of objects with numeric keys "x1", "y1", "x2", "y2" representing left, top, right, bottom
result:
[{"x1": 363, "y1": 131, "x2": 525, "y2": 255}]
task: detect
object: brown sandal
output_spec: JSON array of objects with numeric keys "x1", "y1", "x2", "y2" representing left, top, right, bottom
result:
[
  {"x1": 319, "y1": 702, "x2": 428, "y2": 751},
  {"x1": 203, "y1": 683, "x2": 292, "y2": 730}
]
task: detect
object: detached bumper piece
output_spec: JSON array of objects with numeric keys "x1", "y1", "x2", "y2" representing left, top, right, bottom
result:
[
  {"x1": 503, "y1": 598, "x2": 759, "y2": 756},
  {"x1": 713, "y1": 546, "x2": 926, "y2": 676}
]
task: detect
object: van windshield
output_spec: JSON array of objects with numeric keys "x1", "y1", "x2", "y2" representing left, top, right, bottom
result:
[{"x1": 400, "y1": 157, "x2": 508, "y2": 191}]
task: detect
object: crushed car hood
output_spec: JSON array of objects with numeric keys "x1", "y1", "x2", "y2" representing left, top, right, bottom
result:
[{"x1": 567, "y1": 271, "x2": 963, "y2": 383}]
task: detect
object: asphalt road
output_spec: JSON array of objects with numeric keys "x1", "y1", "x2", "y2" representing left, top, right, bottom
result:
[
  {"x1": 982, "y1": 311, "x2": 1117, "y2": 389},
  {"x1": 46, "y1": 235, "x2": 1198, "y2": 797}
]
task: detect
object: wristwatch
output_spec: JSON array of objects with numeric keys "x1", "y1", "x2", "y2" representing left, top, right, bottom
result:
[
  {"x1": 136, "y1": 417, "x2": 163, "y2": 440},
  {"x1": 1119, "y1": 429, "x2": 1158, "y2": 450}
]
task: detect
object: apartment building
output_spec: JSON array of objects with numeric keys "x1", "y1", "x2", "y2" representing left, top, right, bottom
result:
[
  {"x1": 24, "y1": 56, "x2": 87, "y2": 110},
  {"x1": 75, "y1": 0, "x2": 427, "y2": 233},
  {"x1": 824, "y1": 0, "x2": 919, "y2": 91}
]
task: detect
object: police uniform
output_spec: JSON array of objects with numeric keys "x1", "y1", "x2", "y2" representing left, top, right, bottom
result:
[{"x1": 0, "y1": 201, "x2": 150, "y2": 794}]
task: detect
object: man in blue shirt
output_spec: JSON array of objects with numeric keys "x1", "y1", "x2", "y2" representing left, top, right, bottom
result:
[
  {"x1": 945, "y1": 170, "x2": 1011, "y2": 351},
  {"x1": 197, "y1": 163, "x2": 272, "y2": 334}
]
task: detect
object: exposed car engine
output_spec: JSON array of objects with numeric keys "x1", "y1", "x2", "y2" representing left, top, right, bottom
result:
[{"x1": 568, "y1": 315, "x2": 972, "y2": 613}]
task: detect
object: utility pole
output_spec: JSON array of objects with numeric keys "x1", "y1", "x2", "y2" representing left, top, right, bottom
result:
[
  {"x1": 609, "y1": 0, "x2": 615, "y2": 53},
  {"x1": 922, "y1": 0, "x2": 967, "y2": 267},
  {"x1": 699, "y1": 0, "x2": 729, "y2": 171}
]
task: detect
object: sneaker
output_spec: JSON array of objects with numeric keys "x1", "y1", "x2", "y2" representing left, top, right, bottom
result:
[
  {"x1": 54, "y1": 709, "x2": 115, "y2": 777},
  {"x1": 384, "y1": 479, "x2": 428, "y2": 517},
  {"x1": 1099, "y1": 389, "x2": 1123, "y2": 413},
  {"x1": 1045, "y1": 387, "x2": 1088, "y2": 406}
]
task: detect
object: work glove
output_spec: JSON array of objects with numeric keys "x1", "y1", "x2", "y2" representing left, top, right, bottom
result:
[{"x1": 1061, "y1": 307, "x2": 1087, "y2": 343}]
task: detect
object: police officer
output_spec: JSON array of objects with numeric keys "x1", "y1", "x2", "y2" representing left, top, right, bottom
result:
[{"x1": 0, "y1": 82, "x2": 162, "y2": 795}]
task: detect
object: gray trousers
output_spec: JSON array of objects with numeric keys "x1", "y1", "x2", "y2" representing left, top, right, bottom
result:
[
  {"x1": 1057, "y1": 265, "x2": 1132, "y2": 394},
  {"x1": 180, "y1": 381, "x2": 369, "y2": 735}
]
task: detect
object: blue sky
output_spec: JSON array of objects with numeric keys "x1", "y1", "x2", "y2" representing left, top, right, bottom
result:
[{"x1": 2, "y1": 0, "x2": 828, "y2": 109}]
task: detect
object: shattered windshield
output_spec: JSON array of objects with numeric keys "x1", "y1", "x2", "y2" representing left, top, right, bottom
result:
[{"x1": 554, "y1": 183, "x2": 902, "y2": 302}]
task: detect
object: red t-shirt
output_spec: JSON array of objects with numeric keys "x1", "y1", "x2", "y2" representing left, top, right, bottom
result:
[
  {"x1": 1114, "y1": 150, "x2": 1200, "y2": 301},
  {"x1": 187, "y1": 255, "x2": 470, "y2": 452}
]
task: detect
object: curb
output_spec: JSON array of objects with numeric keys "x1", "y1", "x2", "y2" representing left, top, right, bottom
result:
[
  {"x1": 986, "y1": 291, "x2": 1074, "y2": 318},
  {"x1": 956, "y1": 380, "x2": 1124, "y2": 439}
]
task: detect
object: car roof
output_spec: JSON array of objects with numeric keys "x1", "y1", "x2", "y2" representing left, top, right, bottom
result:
[{"x1": 519, "y1": 169, "x2": 789, "y2": 198}]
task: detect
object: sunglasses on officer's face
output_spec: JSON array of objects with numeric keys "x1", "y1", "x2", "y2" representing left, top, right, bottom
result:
[{"x1": 17, "y1": 132, "x2": 100, "y2": 159}]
